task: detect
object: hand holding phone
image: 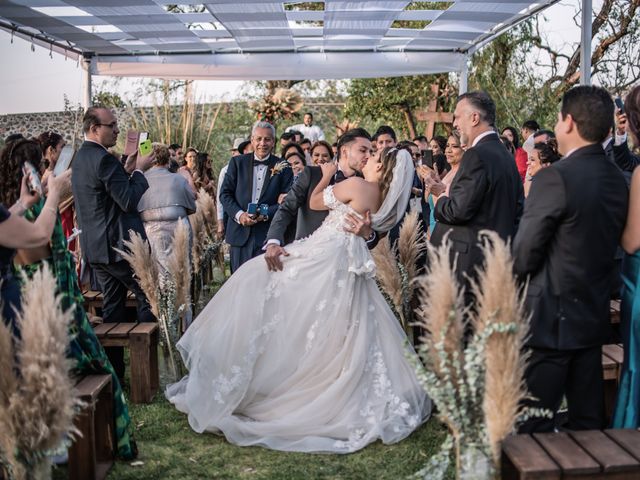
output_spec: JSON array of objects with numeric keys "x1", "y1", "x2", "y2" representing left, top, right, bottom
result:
[{"x1": 615, "y1": 97, "x2": 625, "y2": 114}]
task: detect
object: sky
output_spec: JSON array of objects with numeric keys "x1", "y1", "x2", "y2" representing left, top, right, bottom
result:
[{"x1": 0, "y1": 1, "x2": 587, "y2": 115}]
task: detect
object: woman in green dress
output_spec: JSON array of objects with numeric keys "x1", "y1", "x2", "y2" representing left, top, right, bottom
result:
[{"x1": 1, "y1": 138, "x2": 137, "y2": 459}]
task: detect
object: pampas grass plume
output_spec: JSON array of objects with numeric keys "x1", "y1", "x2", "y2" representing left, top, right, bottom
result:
[
  {"x1": 415, "y1": 240, "x2": 465, "y2": 381},
  {"x1": 167, "y1": 221, "x2": 191, "y2": 311},
  {"x1": 397, "y1": 211, "x2": 426, "y2": 295},
  {"x1": 8, "y1": 265, "x2": 80, "y2": 462},
  {"x1": 471, "y1": 231, "x2": 529, "y2": 463},
  {"x1": 114, "y1": 232, "x2": 159, "y2": 317},
  {"x1": 372, "y1": 236, "x2": 402, "y2": 309}
]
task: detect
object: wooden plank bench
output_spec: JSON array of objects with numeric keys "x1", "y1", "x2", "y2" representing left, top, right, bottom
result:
[
  {"x1": 502, "y1": 429, "x2": 640, "y2": 479},
  {"x1": 610, "y1": 299, "x2": 621, "y2": 325},
  {"x1": 68, "y1": 374, "x2": 114, "y2": 480},
  {"x1": 603, "y1": 344, "x2": 625, "y2": 422},
  {"x1": 93, "y1": 322, "x2": 159, "y2": 404},
  {"x1": 82, "y1": 289, "x2": 137, "y2": 317}
]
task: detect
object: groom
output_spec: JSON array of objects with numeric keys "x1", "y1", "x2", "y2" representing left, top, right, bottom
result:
[
  {"x1": 264, "y1": 128, "x2": 378, "y2": 271},
  {"x1": 220, "y1": 121, "x2": 294, "y2": 272}
]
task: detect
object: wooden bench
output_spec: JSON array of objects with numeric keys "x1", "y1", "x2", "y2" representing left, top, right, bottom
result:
[
  {"x1": 93, "y1": 322, "x2": 159, "y2": 404},
  {"x1": 603, "y1": 343, "x2": 625, "y2": 422},
  {"x1": 83, "y1": 289, "x2": 137, "y2": 318},
  {"x1": 68, "y1": 374, "x2": 114, "y2": 480},
  {"x1": 502, "y1": 429, "x2": 640, "y2": 479}
]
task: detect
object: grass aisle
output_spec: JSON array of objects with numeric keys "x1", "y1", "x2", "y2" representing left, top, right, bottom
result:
[{"x1": 101, "y1": 397, "x2": 450, "y2": 479}]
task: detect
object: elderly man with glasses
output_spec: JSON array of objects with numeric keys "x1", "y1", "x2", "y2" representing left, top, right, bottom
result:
[{"x1": 71, "y1": 106, "x2": 156, "y2": 381}]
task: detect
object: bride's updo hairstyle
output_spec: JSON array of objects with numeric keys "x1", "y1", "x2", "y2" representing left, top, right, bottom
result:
[{"x1": 378, "y1": 147, "x2": 400, "y2": 202}]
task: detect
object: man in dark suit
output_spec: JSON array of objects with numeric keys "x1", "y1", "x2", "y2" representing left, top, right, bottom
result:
[
  {"x1": 220, "y1": 121, "x2": 293, "y2": 273},
  {"x1": 426, "y1": 91, "x2": 524, "y2": 287},
  {"x1": 263, "y1": 128, "x2": 380, "y2": 271},
  {"x1": 514, "y1": 86, "x2": 629, "y2": 432},
  {"x1": 72, "y1": 106, "x2": 156, "y2": 379}
]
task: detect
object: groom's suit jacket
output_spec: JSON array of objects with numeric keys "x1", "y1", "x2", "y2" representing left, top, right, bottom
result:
[
  {"x1": 220, "y1": 153, "x2": 293, "y2": 248},
  {"x1": 267, "y1": 165, "x2": 326, "y2": 244}
]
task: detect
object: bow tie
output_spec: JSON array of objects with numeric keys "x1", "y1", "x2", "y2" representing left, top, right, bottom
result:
[{"x1": 253, "y1": 159, "x2": 269, "y2": 167}]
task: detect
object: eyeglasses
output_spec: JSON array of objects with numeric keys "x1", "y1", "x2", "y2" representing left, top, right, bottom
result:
[
  {"x1": 96, "y1": 122, "x2": 117, "y2": 129},
  {"x1": 411, "y1": 153, "x2": 422, "y2": 159}
]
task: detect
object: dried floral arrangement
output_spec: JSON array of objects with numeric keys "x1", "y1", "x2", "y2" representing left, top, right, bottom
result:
[
  {"x1": 116, "y1": 221, "x2": 192, "y2": 382},
  {"x1": 0, "y1": 265, "x2": 81, "y2": 480},
  {"x1": 189, "y1": 188, "x2": 224, "y2": 307},
  {"x1": 411, "y1": 231, "x2": 540, "y2": 480},
  {"x1": 249, "y1": 88, "x2": 303, "y2": 123},
  {"x1": 372, "y1": 211, "x2": 426, "y2": 338}
]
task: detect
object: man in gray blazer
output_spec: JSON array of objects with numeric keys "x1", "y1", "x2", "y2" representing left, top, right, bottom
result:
[
  {"x1": 264, "y1": 128, "x2": 379, "y2": 271},
  {"x1": 72, "y1": 106, "x2": 155, "y2": 379}
]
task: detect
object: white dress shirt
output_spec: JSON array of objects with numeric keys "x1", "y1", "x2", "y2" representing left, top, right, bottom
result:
[
  {"x1": 234, "y1": 154, "x2": 270, "y2": 223},
  {"x1": 286, "y1": 124, "x2": 325, "y2": 143}
]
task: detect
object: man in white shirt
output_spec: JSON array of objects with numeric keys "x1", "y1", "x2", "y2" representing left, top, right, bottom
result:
[
  {"x1": 287, "y1": 112, "x2": 325, "y2": 143},
  {"x1": 219, "y1": 121, "x2": 293, "y2": 272}
]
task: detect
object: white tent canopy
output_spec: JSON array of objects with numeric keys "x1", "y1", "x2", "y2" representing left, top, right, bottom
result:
[{"x1": 1, "y1": 1, "x2": 562, "y2": 81}]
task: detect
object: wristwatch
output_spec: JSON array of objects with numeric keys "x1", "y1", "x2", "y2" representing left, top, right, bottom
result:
[{"x1": 366, "y1": 231, "x2": 376, "y2": 243}]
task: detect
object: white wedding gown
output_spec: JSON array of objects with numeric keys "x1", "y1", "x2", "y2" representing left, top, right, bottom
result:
[{"x1": 166, "y1": 186, "x2": 431, "y2": 453}]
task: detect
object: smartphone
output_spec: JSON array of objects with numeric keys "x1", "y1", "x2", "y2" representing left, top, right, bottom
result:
[
  {"x1": 259, "y1": 204, "x2": 269, "y2": 216},
  {"x1": 247, "y1": 203, "x2": 258, "y2": 216},
  {"x1": 53, "y1": 145, "x2": 74, "y2": 176},
  {"x1": 139, "y1": 139, "x2": 152, "y2": 156},
  {"x1": 422, "y1": 150, "x2": 433, "y2": 168},
  {"x1": 139, "y1": 132, "x2": 149, "y2": 143},
  {"x1": 615, "y1": 97, "x2": 625, "y2": 114},
  {"x1": 22, "y1": 161, "x2": 43, "y2": 196}
]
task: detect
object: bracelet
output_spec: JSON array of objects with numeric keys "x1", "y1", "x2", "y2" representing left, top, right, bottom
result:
[{"x1": 13, "y1": 199, "x2": 27, "y2": 216}]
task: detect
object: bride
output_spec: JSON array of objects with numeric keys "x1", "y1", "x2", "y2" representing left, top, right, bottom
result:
[{"x1": 166, "y1": 147, "x2": 432, "y2": 453}]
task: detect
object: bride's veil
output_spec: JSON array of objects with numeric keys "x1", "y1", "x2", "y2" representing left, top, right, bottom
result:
[{"x1": 370, "y1": 148, "x2": 416, "y2": 233}]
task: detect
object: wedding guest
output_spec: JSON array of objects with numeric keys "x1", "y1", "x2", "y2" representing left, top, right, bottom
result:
[
  {"x1": 36, "y1": 131, "x2": 76, "y2": 251},
  {"x1": 310, "y1": 140, "x2": 334, "y2": 165},
  {"x1": 0, "y1": 148, "x2": 70, "y2": 334},
  {"x1": 524, "y1": 140, "x2": 561, "y2": 197},
  {"x1": 521, "y1": 119, "x2": 540, "y2": 157},
  {"x1": 138, "y1": 144, "x2": 196, "y2": 273},
  {"x1": 374, "y1": 125, "x2": 396, "y2": 150},
  {"x1": 300, "y1": 138, "x2": 312, "y2": 158},
  {"x1": 280, "y1": 131, "x2": 296, "y2": 152},
  {"x1": 286, "y1": 151, "x2": 306, "y2": 179},
  {"x1": 502, "y1": 126, "x2": 527, "y2": 181},
  {"x1": 613, "y1": 85, "x2": 640, "y2": 428},
  {"x1": 72, "y1": 106, "x2": 156, "y2": 382},
  {"x1": 220, "y1": 121, "x2": 293, "y2": 272},
  {"x1": 499, "y1": 135, "x2": 516, "y2": 156},
  {"x1": 281, "y1": 142, "x2": 305, "y2": 162},
  {"x1": 428, "y1": 135, "x2": 450, "y2": 175},
  {"x1": 514, "y1": 86, "x2": 628, "y2": 433},
  {"x1": 287, "y1": 112, "x2": 325, "y2": 143},
  {"x1": 1, "y1": 137, "x2": 138, "y2": 459},
  {"x1": 194, "y1": 152, "x2": 216, "y2": 196},
  {"x1": 426, "y1": 91, "x2": 523, "y2": 291},
  {"x1": 413, "y1": 135, "x2": 429, "y2": 152},
  {"x1": 179, "y1": 147, "x2": 198, "y2": 193}
]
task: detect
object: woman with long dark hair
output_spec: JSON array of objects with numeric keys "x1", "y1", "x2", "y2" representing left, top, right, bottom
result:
[{"x1": 502, "y1": 126, "x2": 528, "y2": 182}]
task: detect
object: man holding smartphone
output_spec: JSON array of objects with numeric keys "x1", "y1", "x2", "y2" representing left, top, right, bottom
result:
[{"x1": 72, "y1": 106, "x2": 156, "y2": 380}]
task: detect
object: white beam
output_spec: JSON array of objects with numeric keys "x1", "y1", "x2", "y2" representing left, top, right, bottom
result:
[
  {"x1": 580, "y1": 0, "x2": 592, "y2": 85},
  {"x1": 82, "y1": 57, "x2": 92, "y2": 111},
  {"x1": 459, "y1": 56, "x2": 469, "y2": 95}
]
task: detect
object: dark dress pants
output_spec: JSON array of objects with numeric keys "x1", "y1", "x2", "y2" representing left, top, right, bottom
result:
[
  {"x1": 92, "y1": 260, "x2": 156, "y2": 380},
  {"x1": 519, "y1": 345, "x2": 604, "y2": 433},
  {"x1": 230, "y1": 235, "x2": 263, "y2": 274}
]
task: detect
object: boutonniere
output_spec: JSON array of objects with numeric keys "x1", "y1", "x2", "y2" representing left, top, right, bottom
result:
[{"x1": 270, "y1": 161, "x2": 291, "y2": 176}]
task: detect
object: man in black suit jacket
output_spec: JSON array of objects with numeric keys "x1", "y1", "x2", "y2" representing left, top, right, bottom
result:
[
  {"x1": 263, "y1": 128, "x2": 379, "y2": 271},
  {"x1": 426, "y1": 91, "x2": 524, "y2": 287},
  {"x1": 514, "y1": 86, "x2": 629, "y2": 432},
  {"x1": 72, "y1": 106, "x2": 156, "y2": 379},
  {"x1": 220, "y1": 121, "x2": 293, "y2": 273}
]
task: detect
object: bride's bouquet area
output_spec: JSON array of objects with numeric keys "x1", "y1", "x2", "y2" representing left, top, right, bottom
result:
[
  {"x1": 0, "y1": 266, "x2": 81, "y2": 480},
  {"x1": 412, "y1": 231, "x2": 532, "y2": 480}
]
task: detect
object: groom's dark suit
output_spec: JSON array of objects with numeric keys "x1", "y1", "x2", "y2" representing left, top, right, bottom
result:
[
  {"x1": 514, "y1": 143, "x2": 628, "y2": 432},
  {"x1": 72, "y1": 140, "x2": 155, "y2": 379},
  {"x1": 266, "y1": 166, "x2": 380, "y2": 248},
  {"x1": 220, "y1": 153, "x2": 293, "y2": 272}
]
